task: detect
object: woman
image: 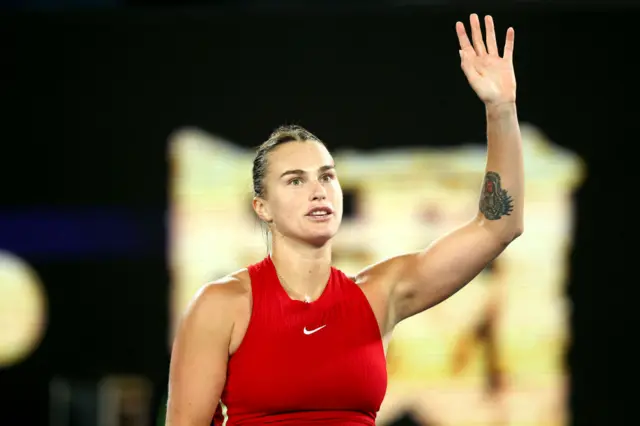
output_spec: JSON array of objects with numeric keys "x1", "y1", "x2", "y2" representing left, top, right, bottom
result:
[{"x1": 166, "y1": 13, "x2": 523, "y2": 426}]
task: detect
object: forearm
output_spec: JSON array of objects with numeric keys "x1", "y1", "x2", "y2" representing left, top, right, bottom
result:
[{"x1": 477, "y1": 101, "x2": 524, "y2": 240}]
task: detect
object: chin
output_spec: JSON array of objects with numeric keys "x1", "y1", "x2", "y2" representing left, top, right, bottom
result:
[
  {"x1": 303, "y1": 228, "x2": 339, "y2": 248},
  {"x1": 305, "y1": 235, "x2": 334, "y2": 248}
]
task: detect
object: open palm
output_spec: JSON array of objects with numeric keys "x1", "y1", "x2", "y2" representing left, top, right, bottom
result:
[{"x1": 456, "y1": 14, "x2": 516, "y2": 106}]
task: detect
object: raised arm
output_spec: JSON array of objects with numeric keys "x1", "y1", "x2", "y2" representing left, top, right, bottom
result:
[
  {"x1": 165, "y1": 279, "x2": 238, "y2": 426},
  {"x1": 357, "y1": 14, "x2": 523, "y2": 326}
]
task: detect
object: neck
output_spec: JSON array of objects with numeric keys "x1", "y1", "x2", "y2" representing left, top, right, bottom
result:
[{"x1": 270, "y1": 233, "x2": 332, "y2": 300}]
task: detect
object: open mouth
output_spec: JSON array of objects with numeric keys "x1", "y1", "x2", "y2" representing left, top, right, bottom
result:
[{"x1": 306, "y1": 206, "x2": 334, "y2": 221}]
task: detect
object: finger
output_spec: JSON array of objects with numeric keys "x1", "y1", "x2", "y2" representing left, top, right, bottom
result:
[
  {"x1": 459, "y1": 50, "x2": 480, "y2": 82},
  {"x1": 455, "y1": 21, "x2": 474, "y2": 54},
  {"x1": 470, "y1": 13, "x2": 487, "y2": 56},
  {"x1": 485, "y1": 15, "x2": 499, "y2": 56},
  {"x1": 503, "y1": 27, "x2": 515, "y2": 61}
]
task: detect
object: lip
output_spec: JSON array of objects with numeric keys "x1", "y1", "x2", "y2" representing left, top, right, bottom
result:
[
  {"x1": 305, "y1": 205, "x2": 334, "y2": 222},
  {"x1": 305, "y1": 206, "x2": 334, "y2": 216},
  {"x1": 305, "y1": 212, "x2": 333, "y2": 222}
]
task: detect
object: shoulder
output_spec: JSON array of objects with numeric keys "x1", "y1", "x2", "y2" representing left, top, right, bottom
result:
[
  {"x1": 181, "y1": 269, "x2": 251, "y2": 329},
  {"x1": 336, "y1": 255, "x2": 410, "y2": 293},
  {"x1": 203, "y1": 269, "x2": 251, "y2": 299},
  {"x1": 352, "y1": 254, "x2": 413, "y2": 292}
]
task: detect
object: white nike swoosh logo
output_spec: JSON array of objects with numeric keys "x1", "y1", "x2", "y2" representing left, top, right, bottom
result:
[{"x1": 303, "y1": 325, "x2": 326, "y2": 335}]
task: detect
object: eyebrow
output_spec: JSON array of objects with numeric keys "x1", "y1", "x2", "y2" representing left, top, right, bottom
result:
[{"x1": 280, "y1": 164, "x2": 335, "y2": 178}]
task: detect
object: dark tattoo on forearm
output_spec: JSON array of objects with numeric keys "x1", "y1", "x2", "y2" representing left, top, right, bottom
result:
[{"x1": 479, "y1": 171, "x2": 514, "y2": 220}]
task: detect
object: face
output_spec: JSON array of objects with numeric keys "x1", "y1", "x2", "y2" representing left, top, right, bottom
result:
[{"x1": 253, "y1": 140, "x2": 343, "y2": 247}]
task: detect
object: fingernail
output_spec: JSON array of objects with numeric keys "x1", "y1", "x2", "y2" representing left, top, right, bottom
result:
[{"x1": 459, "y1": 50, "x2": 463, "y2": 58}]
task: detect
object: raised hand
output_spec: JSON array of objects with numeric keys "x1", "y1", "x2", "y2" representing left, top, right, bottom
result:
[{"x1": 456, "y1": 14, "x2": 516, "y2": 106}]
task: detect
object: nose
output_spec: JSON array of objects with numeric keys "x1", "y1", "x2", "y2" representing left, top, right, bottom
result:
[{"x1": 309, "y1": 179, "x2": 327, "y2": 201}]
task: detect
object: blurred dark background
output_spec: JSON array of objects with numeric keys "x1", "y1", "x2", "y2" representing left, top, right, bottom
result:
[{"x1": 1, "y1": 0, "x2": 635, "y2": 425}]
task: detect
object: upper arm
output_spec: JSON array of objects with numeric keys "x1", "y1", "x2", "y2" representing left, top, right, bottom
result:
[
  {"x1": 166, "y1": 279, "x2": 238, "y2": 426},
  {"x1": 359, "y1": 218, "x2": 514, "y2": 327}
]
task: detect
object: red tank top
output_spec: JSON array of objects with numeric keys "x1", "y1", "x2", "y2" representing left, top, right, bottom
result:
[{"x1": 213, "y1": 256, "x2": 387, "y2": 425}]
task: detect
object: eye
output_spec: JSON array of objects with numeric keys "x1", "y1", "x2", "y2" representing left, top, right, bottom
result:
[
  {"x1": 288, "y1": 177, "x2": 303, "y2": 186},
  {"x1": 320, "y1": 173, "x2": 335, "y2": 182}
]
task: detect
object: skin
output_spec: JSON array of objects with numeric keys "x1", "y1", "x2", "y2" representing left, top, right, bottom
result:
[{"x1": 166, "y1": 13, "x2": 523, "y2": 426}]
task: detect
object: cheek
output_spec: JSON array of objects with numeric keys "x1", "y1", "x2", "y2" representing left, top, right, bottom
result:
[
  {"x1": 331, "y1": 183, "x2": 344, "y2": 205},
  {"x1": 273, "y1": 192, "x2": 303, "y2": 220}
]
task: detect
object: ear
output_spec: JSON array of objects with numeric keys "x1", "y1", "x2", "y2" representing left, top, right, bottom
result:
[{"x1": 252, "y1": 196, "x2": 273, "y2": 223}]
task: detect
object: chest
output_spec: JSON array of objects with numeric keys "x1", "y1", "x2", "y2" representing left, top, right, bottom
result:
[{"x1": 226, "y1": 297, "x2": 387, "y2": 413}]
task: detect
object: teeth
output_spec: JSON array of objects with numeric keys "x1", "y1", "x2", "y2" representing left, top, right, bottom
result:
[{"x1": 310, "y1": 211, "x2": 328, "y2": 216}]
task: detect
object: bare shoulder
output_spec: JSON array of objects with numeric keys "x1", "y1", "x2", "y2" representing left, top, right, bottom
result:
[
  {"x1": 178, "y1": 268, "x2": 251, "y2": 335},
  {"x1": 201, "y1": 269, "x2": 251, "y2": 299},
  {"x1": 353, "y1": 253, "x2": 414, "y2": 293},
  {"x1": 167, "y1": 270, "x2": 251, "y2": 424},
  {"x1": 192, "y1": 268, "x2": 251, "y2": 311}
]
